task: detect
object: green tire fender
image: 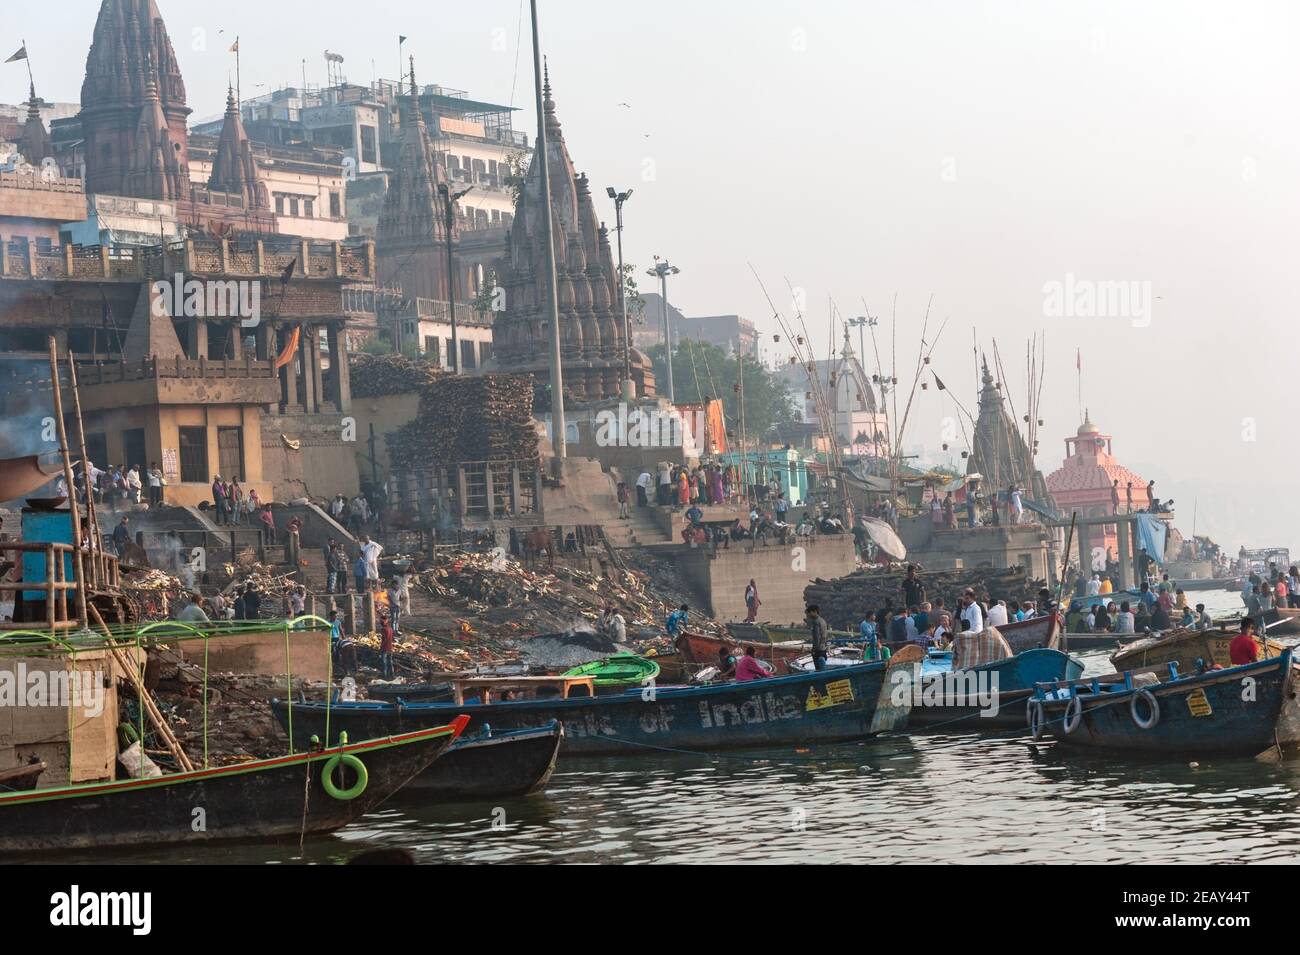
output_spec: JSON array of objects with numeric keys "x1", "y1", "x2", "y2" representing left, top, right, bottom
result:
[{"x1": 321, "y1": 752, "x2": 369, "y2": 801}]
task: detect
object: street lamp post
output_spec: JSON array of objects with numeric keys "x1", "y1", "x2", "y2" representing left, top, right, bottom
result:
[
  {"x1": 438, "y1": 182, "x2": 472, "y2": 373},
  {"x1": 606, "y1": 186, "x2": 633, "y2": 401},
  {"x1": 646, "y1": 258, "x2": 680, "y2": 403}
]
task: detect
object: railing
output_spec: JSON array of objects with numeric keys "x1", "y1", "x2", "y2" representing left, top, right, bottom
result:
[
  {"x1": 391, "y1": 459, "x2": 543, "y2": 528},
  {"x1": 0, "y1": 541, "x2": 122, "y2": 633},
  {"x1": 84, "y1": 355, "x2": 278, "y2": 385},
  {"x1": 0, "y1": 170, "x2": 84, "y2": 194},
  {"x1": 0, "y1": 235, "x2": 376, "y2": 282}
]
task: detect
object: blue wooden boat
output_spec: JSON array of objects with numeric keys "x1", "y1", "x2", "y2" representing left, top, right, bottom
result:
[
  {"x1": 272, "y1": 661, "x2": 913, "y2": 757},
  {"x1": 905, "y1": 648, "x2": 1085, "y2": 729},
  {"x1": 403, "y1": 721, "x2": 562, "y2": 799},
  {"x1": 1030, "y1": 650, "x2": 1298, "y2": 756}
]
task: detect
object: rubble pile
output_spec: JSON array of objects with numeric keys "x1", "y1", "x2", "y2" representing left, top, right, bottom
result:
[
  {"x1": 151, "y1": 654, "x2": 323, "y2": 762},
  {"x1": 409, "y1": 548, "x2": 717, "y2": 638},
  {"x1": 348, "y1": 352, "x2": 444, "y2": 398},
  {"x1": 220, "y1": 549, "x2": 297, "y2": 599},
  {"x1": 388, "y1": 374, "x2": 538, "y2": 468},
  {"x1": 804, "y1": 564, "x2": 1048, "y2": 631}
]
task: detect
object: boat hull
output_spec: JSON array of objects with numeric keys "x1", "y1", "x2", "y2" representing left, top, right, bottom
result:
[
  {"x1": 410, "y1": 722, "x2": 562, "y2": 799},
  {"x1": 1039, "y1": 652, "x2": 1295, "y2": 755},
  {"x1": 908, "y1": 648, "x2": 1085, "y2": 730},
  {"x1": 997, "y1": 613, "x2": 1062, "y2": 654},
  {"x1": 1111, "y1": 628, "x2": 1287, "y2": 675},
  {"x1": 0, "y1": 720, "x2": 468, "y2": 854},
  {"x1": 676, "y1": 631, "x2": 806, "y2": 674},
  {"x1": 273, "y1": 662, "x2": 913, "y2": 757}
]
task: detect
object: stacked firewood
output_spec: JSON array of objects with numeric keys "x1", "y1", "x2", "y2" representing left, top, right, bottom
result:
[
  {"x1": 804, "y1": 564, "x2": 1047, "y2": 631},
  {"x1": 349, "y1": 353, "x2": 444, "y2": 398},
  {"x1": 388, "y1": 374, "x2": 538, "y2": 467}
]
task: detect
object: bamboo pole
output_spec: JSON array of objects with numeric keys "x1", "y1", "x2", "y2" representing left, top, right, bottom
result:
[
  {"x1": 47, "y1": 338, "x2": 89, "y2": 630},
  {"x1": 88, "y1": 604, "x2": 195, "y2": 772},
  {"x1": 65, "y1": 351, "x2": 102, "y2": 589}
]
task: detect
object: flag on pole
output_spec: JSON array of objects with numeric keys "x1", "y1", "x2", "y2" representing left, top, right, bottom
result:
[
  {"x1": 1076, "y1": 348, "x2": 1082, "y2": 372},
  {"x1": 229, "y1": 38, "x2": 239, "y2": 53},
  {"x1": 399, "y1": 35, "x2": 408, "y2": 43},
  {"x1": 933, "y1": 373, "x2": 947, "y2": 391},
  {"x1": 5, "y1": 46, "x2": 27, "y2": 63}
]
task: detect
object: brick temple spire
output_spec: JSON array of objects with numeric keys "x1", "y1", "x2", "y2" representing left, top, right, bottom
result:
[
  {"x1": 208, "y1": 85, "x2": 267, "y2": 209},
  {"x1": 17, "y1": 82, "x2": 52, "y2": 166},
  {"x1": 495, "y1": 71, "x2": 654, "y2": 399},
  {"x1": 79, "y1": 0, "x2": 192, "y2": 198},
  {"x1": 376, "y1": 56, "x2": 459, "y2": 301}
]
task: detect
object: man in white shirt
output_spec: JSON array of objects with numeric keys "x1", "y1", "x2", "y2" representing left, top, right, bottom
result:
[
  {"x1": 1116, "y1": 602, "x2": 1136, "y2": 633},
  {"x1": 635, "y1": 471, "x2": 653, "y2": 507},
  {"x1": 1009, "y1": 485, "x2": 1023, "y2": 524},
  {"x1": 1087, "y1": 574, "x2": 1101, "y2": 597},
  {"x1": 959, "y1": 591, "x2": 984, "y2": 634},
  {"x1": 1084, "y1": 607, "x2": 1096, "y2": 632},
  {"x1": 126, "y1": 466, "x2": 142, "y2": 504},
  {"x1": 987, "y1": 599, "x2": 1009, "y2": 628},
  {"x1": 360, "y1": 535, "x2": 383, "y2": 581}
]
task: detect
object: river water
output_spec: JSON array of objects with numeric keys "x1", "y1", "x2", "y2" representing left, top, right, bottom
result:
[{"x1": 58, "y1": 586, "x2": 1300, "y2": 865}]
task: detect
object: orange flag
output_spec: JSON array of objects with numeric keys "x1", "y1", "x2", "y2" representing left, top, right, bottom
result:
[{"x1": 275, "y1": 326, "x2": 301, "y2": 369}]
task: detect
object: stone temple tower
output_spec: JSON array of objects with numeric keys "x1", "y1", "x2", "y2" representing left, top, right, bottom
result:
[
  {"x1": 492, "y1": 70, "x2": 655, "y2": 400},
  {"x1": 79, "y1": 0, "x2": 192, "y2": 200}
]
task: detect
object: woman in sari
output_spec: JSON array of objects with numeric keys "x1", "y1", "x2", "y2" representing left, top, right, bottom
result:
[{"x1": 677, "y1": 468, "x2": 690, "y2": 507}]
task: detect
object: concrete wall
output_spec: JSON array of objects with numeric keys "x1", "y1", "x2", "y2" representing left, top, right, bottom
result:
[
  {"x1": 346, "y1": 392, "x2": 422, "y2": 482},
  {"x1": 900, "y1": 513, "x2": 1053, "y2": 579},
  {"x1": 677, "y1": 535, "x2": 857, "y2": 625},
  {"x1": 261, "y1": 413, "x2": 361, "y2": 502},
  {"x1": 173, "y1": 628, "x2": 331, "y2": 681},
  {"x1": 0, "y1": 648, "x2": 134, "y2": 786},
  {"x1": 73, "y1": 402, "x2": 272, "y2": 508}
]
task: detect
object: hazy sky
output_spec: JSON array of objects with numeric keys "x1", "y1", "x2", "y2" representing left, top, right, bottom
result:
[{"x1": 7, "y1": 1, "x2": 1299, "y2": 553}]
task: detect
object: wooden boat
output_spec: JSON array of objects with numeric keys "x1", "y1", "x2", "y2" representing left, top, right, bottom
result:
[
  {"x1": 563, "y1": 654, "x2": 661, "y2": 691},
  {"x1": 271, "y1": 661, "x2": 914, "y2": 757},
  {"x1": 676, "y1": 630, "x2": 808, "y2": 674},
  {"x1": 997, "y1": 613, "x2": 1062, "y2": 654},
  {"x1": 726, "y1": 622, "x2": 857, "y2": 645},
  {"x1": 1263, "y1": 608, "x2": 1300, "y2": 636},
  {"x1": 906, "y1": 648, "x2": 1085, "y2": 729},
  {"x1": 1053, "y1": 633, "x2": 1145, "y2": 651},
  {"x1": 0, "y1": 761, "x2": 46, "y2": 793},
  {"x1": 642, "y1": 648, "x2": 691, "y2": 683},
  {"x1": 1031, "y1": 651, "x2": 1297, "y2": 756},
  {"x1": 410, "y1": 721, "x2": 562, "y2": 800},
  {"x1": 1111, "y1": 627, "x2": 1287, "y2": 675},
  {"x1": 0, "y1": 719, "x2": 468, "y2": 854}
]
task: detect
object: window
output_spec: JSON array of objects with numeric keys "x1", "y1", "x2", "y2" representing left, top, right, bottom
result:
[
  {"x1": 424, "y1": 337, "x2": 440, "y2": 362},
  {"x1": 304, "y1": 198, "x2": 314, "y2": 218},
  {"x1": 360, "y1": 125, "x2": 377, "y2": 165},
  {"x1": 275, "y1": 195, "x2": 285, "y2": 215},
  {"x1": 478, "y1": 341, "x2": 493, "y2": 364},
  {"x1": 289, "y1": 196, "x2": 300, "y2": 216},
  {"x1": 178, "y1": 427, "x2": 208, "y2": 483},
  {"x1": 329, "y1": 191, "x2": 341, "y2": 218},
  {"x1": 217, "y1": 427, "x2": 245, "y2": 483},
  {"x1": 443, "y1": 338, "x2": 453, "y2": 367},
  {"x1": 461, "y1": 339, "x2": 476, "y2": 369}
]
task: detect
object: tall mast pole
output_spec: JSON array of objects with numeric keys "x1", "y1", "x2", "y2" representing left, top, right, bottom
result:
[{"x1": 531, "y1": 1, "x2": 566, "y2": 461}]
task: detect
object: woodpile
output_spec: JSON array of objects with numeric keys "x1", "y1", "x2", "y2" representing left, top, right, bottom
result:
[
  {"x1": 804, "y1": 564, "x2": 1047, "y2": 631},
  {"x1": 349, "y1": 353, "x2": 444, "y2": 398},
  {"x1": 389, "y1": 374, "x2": 538, "y2": 468}
]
